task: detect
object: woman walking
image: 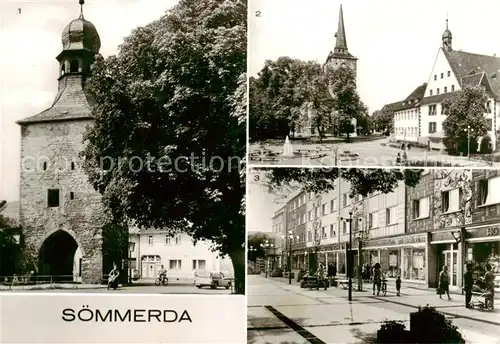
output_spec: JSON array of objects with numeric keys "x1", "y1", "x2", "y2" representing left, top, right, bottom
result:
[
  {"x1": 483, "y1": 263, "x2": 495, "y2": 310},
  {"x1": 439, "y1": 265, "x2": 451, "y2": 300}
]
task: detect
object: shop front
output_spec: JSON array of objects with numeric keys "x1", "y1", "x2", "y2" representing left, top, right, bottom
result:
[
  {"x1": 429, "y1": 230, "x2": 462, "y2": 290},
  {"x1": 464, "y1": 225, "x2": 500, "y2": 298},
  {"x1": 321, "y1": 243, "x2": 347, "y2": 275},
  {"x1": 363, "y1": 233, "x2": 427, "y2": 284}
]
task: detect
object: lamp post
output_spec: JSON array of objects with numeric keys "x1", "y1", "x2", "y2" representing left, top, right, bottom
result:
[
  {"x1": 464, "y1": 126, "x2": 474, "y2": 159},
  {"x1": 261, "y1": 240, "x2": 274, "y2": 278},
  {"x1": 128, "y1": 241, "x2": 136, "y2": 285},
  {"x1": 282, "y1": 230, "x2": 299, "y2": 285},
  {"x1": 341, "y1": 212, "x2": 354, "y2": 301}
]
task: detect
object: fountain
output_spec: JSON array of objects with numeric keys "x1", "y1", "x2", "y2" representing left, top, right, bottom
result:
[{"x1": 282, "y1": 135, "x2": 294, "y2": 157}]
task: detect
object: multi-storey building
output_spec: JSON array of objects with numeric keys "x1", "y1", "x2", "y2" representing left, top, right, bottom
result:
[
  {"x1": 279, "y1": 169, "x2": 499, "y2": 295},
  {"x1": 129, "y1": 229, "x2": 233, "y2": 281},
  {"x1": 383, "y1": 20, "x2": 500, "y2": 151}
]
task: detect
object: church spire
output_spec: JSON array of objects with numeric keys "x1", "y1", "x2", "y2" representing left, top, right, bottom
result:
[
  {"x1": 442, "y1": 16, "x2": 453, "y2": 51},
  {"x1": 334, "y1": 4, "x2": 348, "y2": 54}
]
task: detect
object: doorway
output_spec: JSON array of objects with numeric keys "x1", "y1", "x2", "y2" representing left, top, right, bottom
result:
[{"x1": 441, "y1": 250, "x2": 458, "y2": 287}]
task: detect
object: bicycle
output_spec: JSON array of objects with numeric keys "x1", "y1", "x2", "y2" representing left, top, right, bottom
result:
[
  {"x1": 155, "y1": 275, "x2": 169, "y2": 286},
  {"x1": 381, "y1": 279, "x2": 387, "y2": 296}
]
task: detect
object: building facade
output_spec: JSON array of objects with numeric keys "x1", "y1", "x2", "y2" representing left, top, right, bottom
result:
[
  {"x1": 280, "y1": 169, "x2": 499, "y2": 295},
  {"x1": 16, "y1": 6, "x2": 107, "y2": 283},
  {"x1": 384, "y1": 20, "x2": 500, "y2": 151},
  {"x1": 129, "y1": 230, "x2": 233, "y2": 281}
]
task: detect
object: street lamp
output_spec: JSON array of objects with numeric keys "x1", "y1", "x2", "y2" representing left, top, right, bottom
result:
[
  {"x1": 282, "y1": 230, "x2": 299, "y2": 285},
  {"x1": 340, "y1": 212, "x2": 354, "y2": 301},
  {"x1": 464, "y1": 126, "x2": 474, "y2": 159},
  {"x1": 261, "y1": 240, "x2": 274, "y2": 278},
  {"x1": 128, "y1": 241, "x2": 136, "y2": 285}
]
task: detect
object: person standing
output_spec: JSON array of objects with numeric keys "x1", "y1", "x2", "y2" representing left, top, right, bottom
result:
[
  {"x1": 439, "y1": 265, "x2": 451, "y2": 300},
  {"x1": 373, "y1": 263, "x2": 382, "y2": 296},
  {"x1": 463, "y1": 263, "x2": 474, "y2": 308},
  {"x1": 316, "y1": 263, "x2": 327, "y2": 291},
  {"x1": 483, "y1": 263, "x2": 495, "y2": 310},
  {"x1": 332, "y1": 263, "x2": 337, "y2": 279},
  {"x1": 396, "y1": 275, "x2": 401, "y2": 296}
]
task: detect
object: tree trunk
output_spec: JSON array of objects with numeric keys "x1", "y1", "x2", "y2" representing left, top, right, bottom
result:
[
  {"x1": 229, "y1": 247, "x2": 245, "y2": 294},
  {"x1": 317, "y1": 125, "x2": 323, "y2": 143}
]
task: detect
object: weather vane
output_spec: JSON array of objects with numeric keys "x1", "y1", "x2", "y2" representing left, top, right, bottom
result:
[{"x1": 79, "y1": 0, "x2": 85, "y2": 17}]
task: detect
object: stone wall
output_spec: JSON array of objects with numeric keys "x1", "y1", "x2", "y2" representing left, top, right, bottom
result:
[{"x1": 19, "y1": 119, "x2": 106, "y2": 283}]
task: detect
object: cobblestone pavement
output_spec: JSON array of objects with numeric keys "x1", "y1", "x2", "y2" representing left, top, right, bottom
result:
[
  {"x1": 249, "y1": 140, "x2": 495, "y2": 167},
  {"x1": 247, "y1": 275, "x2": 500, "y2": 344}
]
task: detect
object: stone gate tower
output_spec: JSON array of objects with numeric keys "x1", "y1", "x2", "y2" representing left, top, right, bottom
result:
[
  {"x1": 324, "y1": 4, "x2": 358, "y2": 78},
  {"x1": 17, "y1": 1, "x2": 106, "y2": 283}
]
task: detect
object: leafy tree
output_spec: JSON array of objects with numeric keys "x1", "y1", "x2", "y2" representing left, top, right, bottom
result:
[
  {"x1": 260, "y1": 168, "x2": 423, "y2": 197},
  {"x1": 247, "y1": 233, "x2": 269, "y2": 262},
  {"x1": 442, "y1": 86, "x2": 490, "y2": 154},
  {"x1": 372, "y1": 108, "x2": 394, "y2": 134},
  {"x1": 327, "y1": 66, "x2": 368, "y2": 141},
  {"x1": 0, "y1": 201, "x2": 23, "y2": 277},
  {"x1": 249, "y1": 57, "x2": 308, "y2": 140},
  {"x1": 81, "y1": 0, "x2": 247, "y2": 293},
  {"x1": 298, "y1": 62, "x2": 336, "y2": 142}
]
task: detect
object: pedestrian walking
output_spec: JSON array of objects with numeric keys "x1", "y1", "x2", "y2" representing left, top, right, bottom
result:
[
  {"x1": 483, "y1": 263, "x2": 495, "y2": 310},
  {"x1": 439, "y1": 265, "x2": 451, "y2": 300},
  {"x1": 396, "y1": 275, "x2": 401, "y2": 296},
  {"x1": 464, "y1": 263, "x2": 474, "y2": 308},
  {"x1": 316, "y1": 263, "x2": 327, "y2": 291},
  {"x1": 373, "y1": 263, "x2": 382, "y2": 296},
  {"x1": 396, "y1": 153, "x2": 401, "y2": 164},
  {"x1": 332, "y1": 263, "x2": 337, "y2": 278}
]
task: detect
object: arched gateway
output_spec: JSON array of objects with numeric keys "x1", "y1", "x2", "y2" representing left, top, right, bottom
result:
[{"x1": 38, "y1": 230, "x2": 79, "y2": 281}]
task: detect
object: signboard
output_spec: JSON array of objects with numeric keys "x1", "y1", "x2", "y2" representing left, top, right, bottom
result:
[
  {"x1": 466, "y1": 226, "x2": 500, "y2": 239},
  {"x1": 364, "y1": 234, "x2": 426, "y2": 248}
]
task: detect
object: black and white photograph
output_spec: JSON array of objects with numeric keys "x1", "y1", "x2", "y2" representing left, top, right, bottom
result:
[
  {"x1": 249, "y1": 0, "x2": 500, "y2": 167},
  {"x1": 247, "y1": 167, "x2": 500, "y2": 344},
  {"x1": 0, "y1": 0, "x2": 246, "y2": 297}
]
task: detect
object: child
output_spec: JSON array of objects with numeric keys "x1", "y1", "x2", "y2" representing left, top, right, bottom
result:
[{"x1": 396, "y1": 275, "x2": 401, "y2": 296}]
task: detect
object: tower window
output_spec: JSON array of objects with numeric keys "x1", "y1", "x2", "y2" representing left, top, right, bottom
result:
[
  {"x1": 47, "y1": 189, "x2": 60, "y2": 207},
  {"x1": 70, "y1": 60, "x2": 79, "y2": 73},
  {"x1": 70, "y1": 192, "x2": 75, "y2": 200},
  {"x1": 43, "y1": 162, "x2": 47, "y2": 170},
  {"x1": 447, "y1": 71, "x2": 451, "y2": 77},
  {"x1": 71, "y1": 162, "x2": 75, "y2": 170}
]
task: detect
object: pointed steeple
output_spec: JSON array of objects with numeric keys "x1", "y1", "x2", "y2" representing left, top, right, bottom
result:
[{"x1": 334, "y1": 5, "x2": 348, "y2": 54}]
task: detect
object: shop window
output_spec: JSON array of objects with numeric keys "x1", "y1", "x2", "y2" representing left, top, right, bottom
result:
[
  {"x1": 192, "y1": 260, "x2": 206, "y2": 270},
  {"x1": 169, "y1": 259, "x2": 182, "y2": 270},
  {"x1": 148, "y1": 235, "x2": 153, "y2": 245},
  {"x1": 47, "y1": 189, "x2": 60, "y2": 207},
  {"x1": 413, "y1": 197, "x2": 430, "y2": 219}
]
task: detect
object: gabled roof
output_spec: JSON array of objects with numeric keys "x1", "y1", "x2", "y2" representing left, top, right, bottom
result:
[
  {"x1": 382, "y1": 83, "x2": 427, "y2": 113},
  {"x1": 420, "y1": 93, "x2": 450, "y2": 106},
  {"x1": 444, "y1": 49, "x2": 500, "y2": 98}
]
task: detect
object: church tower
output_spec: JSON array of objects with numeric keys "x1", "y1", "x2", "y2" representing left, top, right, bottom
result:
[
  {"x1": 17, "y1": 0, "x2": 107, "y2": 284},
  {"x1": 442, "y1": 18, "x2": 453, "y2": 51},
  {"x1": 324, "y1": 4, "x2": 358, "y2": 78}
]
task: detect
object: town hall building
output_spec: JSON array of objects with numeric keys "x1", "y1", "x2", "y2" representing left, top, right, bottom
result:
[{"x1": 389, "y1": 20, "x2": 500, "y2": 151}]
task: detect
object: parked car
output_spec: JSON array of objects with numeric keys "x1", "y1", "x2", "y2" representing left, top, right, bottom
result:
[{"x1": 194, "y1": 270, "x2": 232, "y2": 289}]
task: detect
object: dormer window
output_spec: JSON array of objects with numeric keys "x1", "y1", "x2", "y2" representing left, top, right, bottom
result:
[{"x1": 70, "y1": 60, "x2": 79, "y2": 73}]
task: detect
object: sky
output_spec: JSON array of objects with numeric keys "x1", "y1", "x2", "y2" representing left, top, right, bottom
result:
[
  {"x1": 248, "y1": 0, "x2": 500, "y2": 114},
  {"x1": 247, "y1": 169, "x2": 300, "y2": 233},
  {"x1": 0, "y1": 0, "x2": 178, "y2": 201}
]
